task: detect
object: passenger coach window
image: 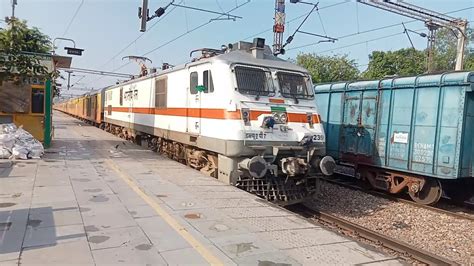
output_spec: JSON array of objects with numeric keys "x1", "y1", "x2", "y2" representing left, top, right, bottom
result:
[
  {"x1": 155, "y1": 78, "x2": 167, "y2": 108},
  {"x1": 234, "y1": 66, "x2": 273, "y2": 96},
  {"x1": 277, "y1": 72, "x2": 313, "y2": 99},
  {"x1": 203, "y1": 70, "x2": 214, "y2": 93},
  {"x1": 190, "y1": 72, "x2": 198, "y2": 94}
]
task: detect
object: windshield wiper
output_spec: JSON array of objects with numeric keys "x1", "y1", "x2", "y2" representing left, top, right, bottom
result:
[
  {"x1": 291, "y1": 93, "x2": 299, "y2": 104},
  {"x1": 255, "y1": 89, "x2": 261, "y2": 101}
]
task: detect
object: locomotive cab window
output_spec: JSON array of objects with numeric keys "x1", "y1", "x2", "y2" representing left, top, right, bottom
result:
[
  {"x1": 277, "y1": 72, "x2": 313, "y2": 99},
  {"x1": 190, "y1": 72, "x2": 198, "y2": 94},
  {"x1": 31, "y1": 88, "x2": 44, "y2": 114},
  {"x1": 203, "y1": 70, "x2": 214, "y2": 93},
  {"x1": 234, "y1": 66, "x2": 274, "y2": 96},
  {"x1": 155, "y1": 77, "x2": 167, "y2": 108}
]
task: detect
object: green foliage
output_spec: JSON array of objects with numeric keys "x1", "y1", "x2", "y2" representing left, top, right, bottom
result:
[
  {"x1": 432, "y1": 28, "x2": 474, "y2": 72},
  {"x1": 0, "y1": 18, "x2": 55, "y2": 86},
  {"x1": 301, "y1": 27, "x2": 474, "y2": 83},
  {"x1": 296, "y1": 53, "x2": 359, "y2": 83},
  {"x1": 361, "y1": 48, "x2": 426, "y2": 79},
  {"x1": 465, "y1": 54, "x2": 474, "y2": 71},
  {"x1": 362, "y1": 28, "x2": 474, "y2": 79}
]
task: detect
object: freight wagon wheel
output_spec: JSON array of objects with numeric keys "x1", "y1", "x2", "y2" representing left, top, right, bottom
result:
[{"x1": 408, "y1": 178, "x2": 442, "y2": 205}]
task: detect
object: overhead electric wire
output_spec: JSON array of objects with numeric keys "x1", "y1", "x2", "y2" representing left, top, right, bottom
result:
[
  {"x1": 83, "y1": 0, "x2": 185, "y2": 86},
  {"x1": 355, "y1": 1, "x2": 360, "y2": 33},
  {"x1": 95, "y1": 0, "x2": 344, "y2": 77},
  {"x1": 294, "y1": 27, "x2": 425, "y2": 55},
  {"x1": 61, "y1": 0, "x2": 84, "y2": 37},
  {"x1": 215, "y1": 0, "x2": 225, "y2": 12},
  {"x1": 289, "y1": 6, "x2": 474, "y2": 51},
  {"x1": 402, "y1": 22, "x2": 415, "y2": 49},
  {"x1": 57, "y1": 67, "x2": 133, "y2": 78},
  {"x1": 184, "y1": 0, "x2": 190, "y2": 32},
  {"x1": 107, "y1": 0, "x2": 251, "y2": 74},
  {"x1": 280, "y1": 2, "x2": 320, "y2": 51},
  {"x1": 170, "y1": 3, "x2": 242, "y2": 19},
  {"x1": 84, "y1": 0, "x2": 249, "y2": 88},
  {"x1": 316, "y1": 9, "x2": 327, "y2": 36},
  {"x1": 96, "y1": 0, "x2": 184, "y2": 70},
  {"x1": 242, "y1": 0, "x2": 350, "y2": 41}
]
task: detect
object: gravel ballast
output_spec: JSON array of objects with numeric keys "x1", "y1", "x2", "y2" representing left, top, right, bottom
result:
[{"x1": 309, "y1": 181, "x2": 474, "y2": 265}]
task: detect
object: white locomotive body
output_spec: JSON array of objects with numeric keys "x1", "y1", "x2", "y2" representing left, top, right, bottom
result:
[{"x1": 103, "y1": 39, "x2": 334, "y2": 203}]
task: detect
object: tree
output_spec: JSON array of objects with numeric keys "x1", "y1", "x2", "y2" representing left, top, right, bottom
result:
[
  {"x1": 465, "y1": 53, "x2": 474, "y2": 70},
  {"x1": 432, "y1": 27, "x2": 474, "y2": 72},
  {"x1": 0, "y1": 18, "x2": 54, "y2": 86},
  {"x1": 361, "y1": 48, "x2": 426, "y2": 79},
  {"x1": 296, "y1": 53, "x2": 359, "y2": 83}
]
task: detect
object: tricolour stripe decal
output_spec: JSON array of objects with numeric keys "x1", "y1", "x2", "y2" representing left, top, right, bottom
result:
[{"x1": 110, "y1": 107, "x2": 320, "y2": 123}]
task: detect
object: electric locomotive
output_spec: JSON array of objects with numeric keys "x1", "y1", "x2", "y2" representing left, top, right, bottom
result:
[{"x1": 57, "y1": 38, "x2": 335, "y2": 204}]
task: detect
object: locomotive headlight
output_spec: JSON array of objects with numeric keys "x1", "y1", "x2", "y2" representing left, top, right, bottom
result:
[
  {"x1": 279, "y1": 113, "x2": 288, "y2": 124},
  {"x1": 273, "y1": 112, "x2": 280, "y2": 123},
  {"x1": 241, "y1": 108, "x2": 251, "y2": 126}
]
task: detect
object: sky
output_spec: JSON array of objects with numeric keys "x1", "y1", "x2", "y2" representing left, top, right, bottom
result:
[{"x1": 1, "y1": 0, "x2": 473, "y2": 96}]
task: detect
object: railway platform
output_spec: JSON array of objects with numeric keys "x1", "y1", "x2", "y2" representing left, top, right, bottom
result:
[{"x1": 0, "y1": 111, "x2": 403, "y2": 265}]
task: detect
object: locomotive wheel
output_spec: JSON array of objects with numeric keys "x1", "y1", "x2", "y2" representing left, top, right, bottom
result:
[{"x1": 408, "y1": 178, "x2": 442, "y2": 205}]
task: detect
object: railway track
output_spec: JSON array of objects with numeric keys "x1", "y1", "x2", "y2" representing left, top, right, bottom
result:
[
  {"x1": 287, "y1": 204, "x2": 457, "y2": 265},
  {"x1": 321, "y1": 174, "x2": 474, "y2": 222}
]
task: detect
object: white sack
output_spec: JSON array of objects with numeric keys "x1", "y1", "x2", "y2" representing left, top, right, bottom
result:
[{"x1": 0, "y1": 123, "x2": 44, "y2": 160}]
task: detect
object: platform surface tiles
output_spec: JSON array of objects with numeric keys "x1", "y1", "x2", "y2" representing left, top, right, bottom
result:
[{"x1": 0, "y1": 112, "x2": 403, "y2": 265}]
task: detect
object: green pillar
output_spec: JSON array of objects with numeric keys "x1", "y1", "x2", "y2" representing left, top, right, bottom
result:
[{"x1": 44, "y1": 79, "x2": 52, "y2": 148}]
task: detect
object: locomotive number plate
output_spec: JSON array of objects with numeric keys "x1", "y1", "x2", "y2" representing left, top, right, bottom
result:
[{"x1": 312, "y1": 134, "x2": 325, "y2": 142}]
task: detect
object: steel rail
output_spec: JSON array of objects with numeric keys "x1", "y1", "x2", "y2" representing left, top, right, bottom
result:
[
  {"x1": 320, "y1": 175, "x2": 474, "y2": 222},
  {"x1": 289, "y1": 204, "x2": 458, "y2": 266}
]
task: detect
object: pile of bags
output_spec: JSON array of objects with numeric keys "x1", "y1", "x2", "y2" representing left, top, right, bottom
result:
[{"x1": 0, "y1": 124, "x2": 44, "y2": 160}]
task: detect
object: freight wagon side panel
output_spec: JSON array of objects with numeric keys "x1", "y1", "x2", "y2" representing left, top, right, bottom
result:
[
  {"x1": 384, "y1": 75, "x2": 466, "y2": 179},
  {"x1": 435, "y1": 84, "x2": 464, "y2": 178},
  {"x1": 341, "y1": 90, "x2": 361, "y2": 155},
  {"x1": 340, "y1": 81, "x2": 378, "y2": 164},
  {"x1": 327, "y1": 91, "x2": 343, "y2": 158},
  {"x1": 409, "y1": 85, "x2": 439, "y2": 175},
  {"x1": 461, "y1": 83, "x2": 474, "y2": 178},
  {"x1": 437, "y1": 72, "x2": 474, "y2": 179},
  {"x1": 314, "y1": 83, "x2": 345, "y2": 159},
  {"x1": 387, "y1": 79, "x2": 415, "y2": 171},
  {"x1": 463, "y1": 89, "x2": 474, "y2": 177},
  {"x1": 357, "y1": 90, "x2": 377, "y2": 157},
  {"x1": 375, "y1": 87, "x2": 391, "y2": 167}
]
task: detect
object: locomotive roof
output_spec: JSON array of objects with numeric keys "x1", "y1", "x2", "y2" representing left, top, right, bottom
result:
[{"x1": 101, "y1": 44, "x2": 309, "y2": 92}]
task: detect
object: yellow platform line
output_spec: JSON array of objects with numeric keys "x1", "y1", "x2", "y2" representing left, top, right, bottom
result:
[{"x1": 105, "y1": 159, "x2": 223, "y2": 266}]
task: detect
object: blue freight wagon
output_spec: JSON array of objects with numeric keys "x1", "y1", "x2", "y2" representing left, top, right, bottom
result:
[{"x1": 314, "y1": 71, "x2": 474, "y2": 205}]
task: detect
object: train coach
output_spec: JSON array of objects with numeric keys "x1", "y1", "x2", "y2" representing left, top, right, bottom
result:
[
  {"x1": 315, "y1": 71, "x2": 474, "y2": 205},
  {"x1": 56, "y1": 38, "x2": 335, "y2": 204},
  {"x1": 55, "y1": 90, "x2": 105, "y2": 127}
]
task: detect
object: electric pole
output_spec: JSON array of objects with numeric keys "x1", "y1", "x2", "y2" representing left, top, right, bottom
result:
[
  {"x1": 11, "y1": 0, "x2": 17, "y2": 18},
  {"x1": 273, "y1": 0, "x2": 286, "y2": 55},
  {"x1": 357, "y1": 0, "x2": 469, "y2": 72}
]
